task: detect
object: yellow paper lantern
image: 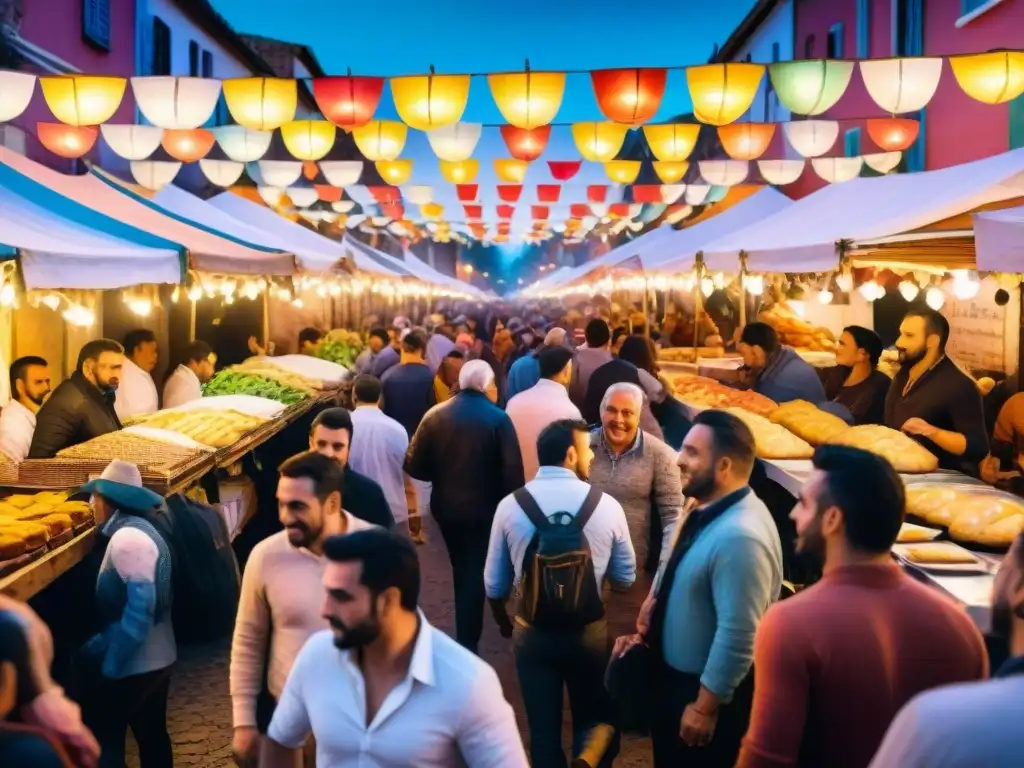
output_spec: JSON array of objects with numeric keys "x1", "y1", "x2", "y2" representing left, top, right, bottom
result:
[
  {"x1": 572, "y1": 122, "x2": 629, "y2": 162},
  {"x1": 390, "y1": 73, "x2": 470, "y2": 130},
  {"x1": 686, "y1": 63, "x2": 764, "y2": 126},
  {"x1": 653, "y1": 161, "x2": 689, "y2": 183},
  {"x1": 223, "y1": 77, "x2": 297, "y2": 131},
  {"x1": 281, "y1": 120, "x2": 337, "y2": 161},
  {"x1": 421, "y1": 202, "x2": 444, "y2": 219},
  {"x1": 39, "y1": 75, "x2": 126, "y2": 126},
  {"x1": 488, "y1": 70, "x2": 565, "y2": 129},
  {"x1": 643, "y1": 124, "x2": 700, "y2": 162},
  {"x1": 494, "y1": 159, "x2": 529, "y2": 183},
  {"x1": 375, "y1": 159, "x2": 413, "y2": 185},
  {"x1": 440, "y1": 160, "x2": 479, "y2": 184},
  {"x1": 950, "y1": 51, "x2": 1024, "y2": 105},
  {"x1": 352, "y1": 121, "x2": 407, "y2": 161},
  {"x1": 604, "y1": 160, "x2": 641, "y2": 184}
]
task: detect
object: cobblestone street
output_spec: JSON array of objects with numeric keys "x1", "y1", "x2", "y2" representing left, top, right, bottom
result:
[{"x1": 127, "y1": 514, "x2": 653, "y2": 767}]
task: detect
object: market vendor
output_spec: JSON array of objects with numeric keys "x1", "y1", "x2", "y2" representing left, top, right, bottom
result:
[
  {"x1": 737, "y1": 322, "x2": 826, "y2": 405},
  {"x1": 28, "y1": 339, "x2": 123, "y2": 459},
  {"x1": 353, "y1": 327, "x2": 389, "y2": 375},
  {"x1": 163, "y1": 340, "x2": 216, "y2": 409},
  {"x1": 824, "y1": 325, "x2": 891, "y2": 425},
  {"x1": 0, "y1": 356, "x2": 50, "y2": 462},
  {"x1": 297, "y1": 327, "x2": 323, "y2": 355},
  {"x1": 114, "y1": 329, "x2": 159, "y2": 421},
  {"x1": 885, "y1": 308, "x2": 988, "y2": 474}
]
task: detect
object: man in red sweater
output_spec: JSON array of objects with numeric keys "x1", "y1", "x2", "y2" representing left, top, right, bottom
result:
[{"x1": 736, "y1": 445, "x2": 988, "y2": 768}]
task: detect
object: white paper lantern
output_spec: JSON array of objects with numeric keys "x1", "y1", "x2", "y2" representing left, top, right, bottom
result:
[
  {"x1": 0, "y1": 72, "x2": 36, "y2": 122},
  {"x1": 628, "y1": 204, "x2": 643, "y2": 218},
  {"x1": 213, "y1": 126, "x2": 272, "y2": 162},
  {"x1": 426, "y1": 123, "x2": 482, "y2": 162},
  {"x1": 684, "y1": 184, "x2": 711, "y2": 205},
  {"x1": 331, "y1": 200, "x2": 356, "y2": 214},
  {"x1": 257, "y1": 186, "x2": 285, "y2": 207},
  {"x1": 757, "y1": 159, "x2": 805, "y2": 185},
  {"x1": 784, "y1": 120, "x2": 839, "y2": 158},
  {"x1": 131, "y1": 76, "x2": 221, "y2": 129},
  {"x1": 256, "y1": 160, "x2": 302, "y2": 188},
  {"x1": 299, "y1": 209, "x2": 338, "y2": 224},
  {"x1": 660, "y1": 184, "x2": 687, "y2": 204},
  {"x1": 130, "y1": 160, "x2": 181, "y2": 191},
  {"x1": 100, "y1": 124, "x2": 163, "y2": 160},
  {"x1": 663, "y1": 204, "x2": 693, "y2": 224},
  {"x1": 698, "y1": 160, "x2": 749, "y2": 186},
  {"x1": 860, "y1": 58, "x2": 943, "y2": 114},
  {"x1": 862, "y1": 151, "x2": 902, "y2": 173},
  {"x1": 286, "y1": 186, "x2": 319, "y2": 208},
  {"x1": 590, "y1": 203, "x2": 609, "y2": 217},
  {"x1": 199, "y1": 159, "x2": 245, "y2": 187},
  {"x1": 811, "y1": 156, "x2": 864, "y2": 183},
  {"x1": 403, "y1": 186, "x2": 434, "y2": 205},
  {"x1": 319, "y1": 161, "x2": 364, "y2": 187}
]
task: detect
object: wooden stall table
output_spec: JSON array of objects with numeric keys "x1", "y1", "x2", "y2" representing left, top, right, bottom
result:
[{"x1": 0, "y1": 527, "x2": 97, "y2": 601}]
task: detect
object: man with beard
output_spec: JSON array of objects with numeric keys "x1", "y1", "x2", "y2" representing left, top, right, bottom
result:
[
  {"x1": 230, "y1": 452, "x2": 376, "y2": 768},
  {"x1": 0, "y1": 356, "x2": 50, "y2": 462},
  {"x1": 737, "y1": 445, "x2": 987, "y2": 768},
  {"x1": 885, "y1": 308, "x2": 988, "y2": 474},
  {"x1": 870, "y1": 530, "x2": 1024, "y2": 767},
  {"x1": 613, "y1": 409, "x2": 781, "y2": 768},
  {"x1": 259, "y1": 529, "x2": 528, "y2": 768},
  {"x1": 485, "y1": 419, "x2": 635, "y2": 767},
  {"x1": 29, "y1": 339, "x2": 123, "y2": 459}
]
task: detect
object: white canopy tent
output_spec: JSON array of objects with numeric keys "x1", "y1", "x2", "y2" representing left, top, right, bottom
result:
[
  {"x1": 974, "y1": 206, "x2": 1024, "y2": 272},
  {"x1": 398, "y1": 249, "x2": 485, "y2": 297}
]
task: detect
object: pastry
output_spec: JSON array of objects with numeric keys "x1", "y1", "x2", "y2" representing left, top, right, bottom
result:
[
  {"x1": 896, "y1": 525, "x2": 939, "y2": 544},
  {"x1": 54, "y1": 501, "x2": 94, "y2": 526},
  {"x1": 723, "y1": 408, "x2": 814, "y2": 459},
  {"x1": 948, "y1": 496, "x2": 1024, "y2": 549},
  {"x1": 0, "y1": 520, "x2": 49, "y2": 549},
  {"x1": 770, "y1": 401, "x2": 850, "y2": 446},
  {"x1": 0, "y1": 533, "x2": 27, "y2": 560},
  {"x1": 36, "y1": 513, "x2": 72, "y2": 538},
  {"x1": 905, "y1": 486, "x2": 962, "y2": 527},
  {"x1": 903, "y1": 544, "x2": 979, "y2": 565},
  {"x1": 1, "y1": 495, "x2": 35, "y2": 510},
  {"x1": 825, "y1": 425, "x2": 939, "y2": 474}
]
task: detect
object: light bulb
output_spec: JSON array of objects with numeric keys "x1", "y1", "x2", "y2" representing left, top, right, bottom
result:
[
  {"x1": 0, "y1": 283, "x2": 15, "y2": 306},
  {"x1": 42, "y1": 294, "x2": 61, "y2": 311},
  {"x1": 817, "y1": 289, "x2": 834, "y2": 305},
  {"x1": 713, "y1": 272, "x2": 726, "y2": 289},
  {"x1": 898, "y1": 280, "x2": 920, "y2": 302},
  {"x1": 316, "y1": 285, "x2": 328, "y2": 298},
  {"x1": 221, "y1": 280, "x2": 237, "y2": 297},
  {"x1": 925, "y1": 286, "x2": 945, "y2": 310},
  {"x1": 171, "y1": 286, "x2": 181, "y2": 303},
  {"x1": 744, "y1": 274, "x2": 764, "y2": 296},
  {"x1": 128, "y1": 299, "x2": 152, "y2": 317},
  {"x1": 859, "y1": 281, "x2": 882, "y2": 301},
  {"x1": 292, "y1": 297, "x2": 304, "y2": 308},
  {"x1": 835, "y1": 273, "x2": 853, "y2": 293},
  {"x1": 277, "y1": 288, "x2": 292, "y2": 302},
  {"x1": 62, "y1": 305, "x2": 95, "y2": 327},
  {"x1": 187, "y1": 286, "x2": 203, "y2": 302},
  {"x1": 951, "y1": 271, "x2": 980, "y2": 300},
  {"x1": 224, "y1": 294, "x2": 235, "y2": 305},
  {"x1": 243, "y1": 282, "x2": 260, "y2": 300},
  {"x1": 328, "y1": 283, "x2": 342, "y2": 297}
]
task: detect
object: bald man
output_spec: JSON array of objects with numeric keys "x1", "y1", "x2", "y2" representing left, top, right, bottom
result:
[{"x1": 506, "y1": 328, "x2": 569, "y2": 400}]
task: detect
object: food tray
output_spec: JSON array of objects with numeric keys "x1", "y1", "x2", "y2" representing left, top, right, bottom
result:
[
  {"x1": 904, "y1": 480, "x2": 1022, "y2": 552},
  {"x1": 0, "y1": 460, "x2": 17, "y2": 485},
  {"x1": 73, "y1": 520, "x2": 95, "y2": 535},
  {"x1": 47, "y1": 528, "x2": 74, "y2": 549},
  {"x1": 17, "y1": 453, "x2": 214, "y2": 494},
  {"x1": 892, "y1": 542, "x2": 993, "y2": 575},
  {"x1": 0, "y1": 544, "x2": 46, "y2": 578},
  {"x1": 895, "y1": 522, "x2": 943, "y2": 544},
  {"x1": 57, "y1": 432, "x2": 208, "y2": 467}
]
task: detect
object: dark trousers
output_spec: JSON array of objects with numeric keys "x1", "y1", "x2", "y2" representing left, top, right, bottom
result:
[
  {"x1": 0, "y1": 728, "x2": 69, "y2": 767},
  {"x1": 436, "y1": 518, "x2": 491, "y2": 654},
  {"x1": 650, "y1": 665, "x2": 754, "y2": 768},
  {"x1": 82, "y1": 667, "x2": 173, "y2": 768},
  {"x1": 513, "y1": 619, "x2": 618, "y2": 768}
]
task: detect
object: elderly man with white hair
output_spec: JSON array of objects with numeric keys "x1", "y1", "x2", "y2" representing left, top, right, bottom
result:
[
  {"x1": 506, "y1": 327, "x2": 570, "y2": 400},
  {"x1": 406, "y1": 359, "x2": 525, "y2": 654}
]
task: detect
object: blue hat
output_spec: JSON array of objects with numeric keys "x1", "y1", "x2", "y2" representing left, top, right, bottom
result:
[{"x1": 79, "y1": 460, "x2": 164, "y2": 511}]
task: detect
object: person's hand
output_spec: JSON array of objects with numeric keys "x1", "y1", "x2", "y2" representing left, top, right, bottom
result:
[
  {"x1": 247, "y1": 336, "x2": 266, "y2": 356},
  {"x1": 901, "y1": 417, "x2": 936, "y2": 438},
  {"x1": 680, "y1": 702, "x2": 718, "y2": 747},
  {"x1": 612, "y1": 633, "x2": 643, "y2": 659},
  {"x1": 636, "y1": 596, "x2": 656, "y2": 636},
  {"x1": 980, "y1": 455, "x2": 1002, "y2": 485},
  {"x1": 23, "y1": 688, "x2": 101, "y2": 768},
  {"x1": 407, "y1": 515, "x2": 426, "y2": 545},
  {"x1": 232, "y1": 725, "x2": 259, "y2": 767}
]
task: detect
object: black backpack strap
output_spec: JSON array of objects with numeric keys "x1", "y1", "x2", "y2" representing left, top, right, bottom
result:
[
  {"x1": 576, "y1": 487, "x2": 603, "y2": 530},
  {"x1": 514, "y1": 488, "x2": 549, "y2": 529}
]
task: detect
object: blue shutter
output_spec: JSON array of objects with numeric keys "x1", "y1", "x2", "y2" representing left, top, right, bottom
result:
[
  {"x1": 961, "y1": 0, "x2": 989, "y2": 14},
  {"x1": 828, "y1": 23, "x2": 845, "y2": 59},
  {"x1": 904, "y1": 108, "x2": 926, "y2": 172},
  {"x1": 856, "y1": 0, "x2": 871, "y2": 58},
  {"x1": 844, "y1": 128, "x2": 861, "y2": 157},
  {"x1": 1010, "y1": 94, "x2": 1024, "y2": 150},
  {"x1": 83, "y1": 0, "x2": 111, "y2": 52}
]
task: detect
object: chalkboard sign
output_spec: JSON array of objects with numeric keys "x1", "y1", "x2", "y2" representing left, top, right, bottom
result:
[
  {"x1": 941, "y1": 277, "x2": 1008, "y2": 374},
  {"x1": 83, "y1": 0, "x2": 111, "y2": 52}
]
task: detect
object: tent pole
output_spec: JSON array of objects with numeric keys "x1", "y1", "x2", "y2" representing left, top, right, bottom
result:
[
  {"x1": 189, "y1": 298, "x2": 196, "y2": 343},
  {"x1": 739, "y1": 252, "x2": 748, "y2": 330},
  {"x1": 642, "y1": 278, "x2": 650, "y2": 338},
  {"x1": 693, "y1": 251, "x2": 704, "y2": 358},
  {"x1": 262, "y1": 289, "x2": 270, "y2": 351}
]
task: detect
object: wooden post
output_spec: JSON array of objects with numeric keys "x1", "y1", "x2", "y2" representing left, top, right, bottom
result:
[
  {"x1": 642, "y1": 279, "x2": 650, "y2": 338},
  {"x1": 693, "y1": 251, "x2": 704, "y2": 357},
  {"x1": 738, "y1": 251, "x2": 748, "y2": 329},
  {"x1": 189, "y1": 298, "x2": 197, "y2": 342},
  {"x1": 262, "y1": 290, "x2": 270, "y2": 350}
]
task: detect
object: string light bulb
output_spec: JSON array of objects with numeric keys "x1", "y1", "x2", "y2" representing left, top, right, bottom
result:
[
  {"x1": 187, "y1": 286, "x2": 203, "y2": 302},
  {"x1": 835, "y1": 272, "x2": 853, "y2": 293},
  {"x1": 898, "y1": 279, "x2": 920, "y2": 302},
  {"x1": 951, "y1": 270, "x2": 980, "y2": 300},
  {"x1": 0, "y1": 283, "x2": 15, "y2": 306},
  {"x1": 858, "y1": 281, "x2": 884, "y2": 301},
  {"x1": 171, "y1": 286, "x2": 180, "y2": 303},
  {"x1": 62, "y1": 304, "x2": 95, "y2": 327},
  {"x1": 41, "y1": 294, "x2": 61, "y2": 311},
  {"x1": 925, "y1": 286, "x2": 945, "y2": 310},
  {"x1": 817, "y1": 289, "x2": 834, "y2": 305},
  {"x1": 701, "y1": 277, "x2": 715, "y2": 297}
]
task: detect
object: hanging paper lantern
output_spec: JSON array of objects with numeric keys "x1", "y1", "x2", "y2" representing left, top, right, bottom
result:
[
  {"x1": 537, "y1": 185, "x2": 560, "y2": 203},
  {"x1": 256, "y1": 160, "x2": 303, "y2": 188},
  {"x1": 281, "y1": 120, "x2": 337, "y2": 161},
  {"x1": 319, "y1": 161, "x2": 364, "y2": 187},
  {"x1": 100, "y1": 124, "x2": 163, "y2": 160},
  {"x1": 352, "y1": 120, "x2": 407, "y2": 161},
  {"x1": 375, "y1": 160, "x2": 413, "y2": 186},
  {"x1": 332, "y1": 200, "x2": 356, "y2": 214},
  {"x1": 768, "y1": 60, "x2": 854, "y2": 116},
  {"x1": 494, "y1": 159, "x2": 529, "y2": 183},
  {"x1": 653, "y1": 161, "x2": 689, "y2": 183},
  {"x1": 497, "y1": 185, "x2": 523, "y2": 203},
  {"x1": 497, "y1": 205, "x2": 515, "y2": 220},
  {"x1": 860, "y1": 58, "x2": 942, "y2": 114},
  {"x1": 391, "y1": 73, "x2": 470, "y2": 130},
  {"x1": 717, "y1": 122, "x2": 776, "y2": 160},
  {"x1": 287, "y1": 186, "x2": 319, "y2": 208},
  {"x1": 37, "y1": 123, "x2": 98, "y2": 159},
  {"x1": 130, "y1": 160, "x2": 181, "y2": 191},
  {"x1": 783, "y1": 120, "x2": 839, "y2": 158},
  {"x1": 664, "y1": 204, "x2": 693, "y2": 224},
  {"x1": 862, "y1": 152, "x2": 902, "y2": 173},
  {"x1": 812, "y1": 156, "x2": 864, "y2": 183},
  {"x1": 161, "y1": 128, "x2": 215, "y2": 162},
  {"x1": 591, "y1": 68, "x2": 667, "y2": 125},
  {"x1": 440, "y1": 160, "x2": 479, "y2": 184},
  {"x1": 949, "y1": 51, "x2": 1024, "y2": 105},
  {"x1": 699, "y1": 160, "x2": 748, "y2": 186},
  {"x1": 531, "y1": 205, "x2": 550, "y2": 220},
  {"x1": 547, "y1": 161, "x2": 581, "y2": 181},
  {"x1": 40, "y1": 75, "x2": 126, "y2": 126},
  {"x1": 643, "y1": 124, "x2": 700, "y2": 162},
  {"x1": 312, "y1": 75, "x2": 384, "y2": 128},
  {"x1": 456, "y1": 184, "x2": 478, "y2": 202},
  {"x1": 685, "y1": 184, "x2": 711, "y2": 205},
  {"x1": 403, "y1": 186, "x2": 433, "y2": 205},
  {"x1": 570, "y1": 204, "x2": 591, "y2": 218},
  {"x1": 488, "y1": 70, "x2": 565, "y2": 129},
  {"x1": 199, "y1": 159, "x2": 245, "y2": 187},
  {"x1": 631, "y1": 185, "x2": 663, "y2": 204},
  {"x1": 426, "y1": 123, "x2": 481, "y2": 162},
  {"x1": 464, "y1": 204, "x2": 483, "y2": 220},
  {"x1": 686, "y1": 63, "x2": 763, "y2": 126},
  {"x1": 865, "y1": 118, "x2": 919, "y2": 152},
  {"x1": 660, "y1": 184, "x2": 687, "y2": 204},
  {"x1": 0, "y1": 72, "x2": 36, "y2": 122},
  {"x1": 223, "y1": 77, "x2": 297, "y2": 130},
  {"x1": 130, "y1": 76, "x2": 221, "y2": 129},
  {"x1": 500, "y1": 125, "x2": 551, "y2": 162},
  {"x1": 587, "y1": 185, "x2": 608, "y2": 203},
  {"x1": 757, "y1": 159, "x2": 805, "y2": 185},
  {"x1": 604, "y1": 160, "x2": 642, "y2": 184},
  {"x1": 421, "y1": 202, "x2": 444, "y2": 219},
  {"x1": 572, "y1": 122, "x2": 629, "y2": 162},
  {"x1": 258, "y1": 186, "x2": 285, "y2": 207},
  {"x1": 212, "y1": 126, "x2": 272, "y2": 162}
]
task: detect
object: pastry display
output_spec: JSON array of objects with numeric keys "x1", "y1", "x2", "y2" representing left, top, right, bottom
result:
[
  {"x1": 723, "y1": 407, "x2": 814, "y2": 459},
  {"x1": 0, "y1": 493, "x2": 93, "y2": 531},
  {"x1": 769, "y1": 400, "x2": 851, "y2": 446},
  {"x1": 0, "y1": 520, "x2": 49, "y2": 550},
  {"x1": 758, "y1": 304, "x2": 837, "y2": 352},
  {"x1": 0, "y1": 533, "x2": 27, "y2": 560},
  {"x1": 126, "y1": 409, "x2": 268, "y2": 448},
  {"x1": 56, "y1": 432, "x2": 207, "y2": 469},
  {"x1": 672, "y1": 375, "x2": 778, "y2": 417},
  {"x1": 825, "y1": 425, "x2": 939, "y2": 474},
  {"x1": 905, "y1": 486, "x2": 962, "y2": 527},
  {"x1": 902, "y1": 544, "x2": 979, "y2": 565},
  {"x1": 947, "y1": 495, "x2": 1024, "y2": 549},
  {"x1": 658, "y1": 347, "x2": 727, "y2": 362}
]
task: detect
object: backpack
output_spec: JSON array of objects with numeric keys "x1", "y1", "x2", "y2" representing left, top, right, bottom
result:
[
  {"x1": 514, "y1": 487, "x2": 605, "y2": 629},
  {"x1": 138, "y1": 493, "x2": 241, "y2": 644}
]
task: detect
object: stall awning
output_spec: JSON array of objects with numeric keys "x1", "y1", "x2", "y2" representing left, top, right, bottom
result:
[
  {"x1": 0, "y1": 162, "x2": 183, "y2": 290},
  {"x1": 0, "y1": 148, "x2": 296, "y2": 276},
  {"x1": 342, "y1": 235, "x2": 414, "y2": 278},
  {"x1": 975, "y1": 206, "x2": 1024, "y2": 272},
  {"x1": 700, "y1": 147, "x2": 1024, "y2": 273},
  {"x1": 397, "y1": 248, "x2": 484, "y2": 296}
]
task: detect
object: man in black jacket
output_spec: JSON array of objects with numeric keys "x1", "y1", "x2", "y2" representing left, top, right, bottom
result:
[
  {"x1": 28, "y1": 339, "x2": 124, "y2": 459},
  {"x1": 405, "y1": 359, "x2": 525, "y2": 654}
]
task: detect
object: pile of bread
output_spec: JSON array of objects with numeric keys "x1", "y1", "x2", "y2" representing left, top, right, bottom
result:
[
  {"x1": 0, "y1": 491, "x2": 92, "y2": 560},
  {"x1": 672, "y1": 374, "x2": 778, "y2": 417},
  {"x1": 657, "y1": 347, "x2": 727, "y2": 363},
  {"x1": 758, "y1": 304, "x2": 837, "y2": 352},
  {"x1": 906, "y1": 485, "x2": 1023, "y2": 549}
]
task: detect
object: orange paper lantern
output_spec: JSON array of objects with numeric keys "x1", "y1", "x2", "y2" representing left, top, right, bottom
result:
[
  {"x1": 494, "y1": 159, "x2": 529, "y2": 184},
  {"x1": 604, "y1": 160, "x2": 642, "y2": 184},
  {"x1": 717, "y1": 122, "x2": 776, "y2": 160},
  {"x1": 643, "y1": 124, "x2": 701, "y2": 161},
  {"x1": 161, "y1": 128, "x2": 215, "y2": 162},
  {"x1": 686, "y1": 63, "x2": 764, "y2": 126},
  {"x1": 500, "y1": 125, "x2": 551, "y2": 162},
  {"x1": 591, "y1": 68, "x2": 667, "y2": 125},
  {"x1": 391, "y1": 73, "x2": 470, "y2": 130},
  {"x1": 488, "y1": 70, "x2": 565, "y2": 129},
  {"x1": 37, "y1": 123, "x2": 98, "y2": 158},
  {"x1": 653, "y1": 161, "x2": 689, "y2": 183},
  {"x1": 866, "y1": 117, "x2": 920, "y2": 152},
  {"x1": 313, "y1": 76, "x2": 384, "y2": 128},
  {"x1": 572, "y1": 122, "x2": 629, "y2": 162}
]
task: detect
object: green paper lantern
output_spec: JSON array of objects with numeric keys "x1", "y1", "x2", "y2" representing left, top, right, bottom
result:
[{"x1": 769, "y1": 60, "x2": 854, "y2": 116}]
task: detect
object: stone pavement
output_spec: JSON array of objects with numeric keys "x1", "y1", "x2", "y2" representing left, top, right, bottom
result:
[{"x1": 126, "y1": 514, "x2": 654, "y2": 766}]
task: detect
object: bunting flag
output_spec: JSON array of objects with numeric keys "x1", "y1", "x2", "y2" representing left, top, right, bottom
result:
[
  {"x1": 537, "y1": 184, "x2": 561, "y2": 203},
  {"x1": 587, "y1": 185, "x2": 608, "y2": 203},
  {"x1": 456, "y1": 184, "x2": 478, "y2": 202},
  {"x1": 548, "y1": 160, "x2": 582, "y2": 181},
  {"x1": 463, "y1": 204, "x2": 483, "y2": 220},
  {"x1": 497, "y1": 185, "x2": 523, "y2": 203}
]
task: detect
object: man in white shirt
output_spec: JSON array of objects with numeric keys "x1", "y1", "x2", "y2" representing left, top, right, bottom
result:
[
  {"x1": 0, "y1": 356, "x2": 50, "y2": 462},
  {"x1": 115, "y1": 329, "x2": 159, "y2": 421},
  {"x1": 231, "y1": 451, "x2": 375, "y2": 768},
  {"x1": 506, "y1": 345, "x2": 581, "y2": 481},
  {"x1": 259, "y1": 528, "x2": 528, "y2": 768},
  {"x1": 163, "y1": 340, "x2": 215, "y2": 409}
]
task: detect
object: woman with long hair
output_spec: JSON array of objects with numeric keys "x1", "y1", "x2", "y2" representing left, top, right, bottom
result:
[{"x1": 618, "y1": 335, "x2": 690, "y2": 451}]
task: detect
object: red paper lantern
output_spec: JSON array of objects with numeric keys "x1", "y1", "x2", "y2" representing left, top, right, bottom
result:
[
  {"x1": 570, "y1": 203, "x2": 591, "y2": 218},
  {"x1": 497, "y1": 222, "x2": 511, "y2": 235},
  {"x1": 548, "y1": 160, "x2": 582, "y2": 181},
  {"x1": 866, "y1": 117, "x2": 920, "y2": 151},
  {"x1": 456, "y1": 184, "x2": 478, "y2": 202},
  {"x1": 497, "y1": 205, "x2": 515, "y2": 219},
  {"x1": 632, "y1": 185, "x2": 664, "y2": 204},
  {"x1": 37, "y1": 123, "x2": 98, "y2": 158},
  {"x1": 500, "y1": 125, "x2": 551, "y2": 162},
  {"x1": 591, "y1": 68, "x2": 667, "y2": 125},
  {"x1": 313, "y1": 76, "x2": 385, "y2": 129},
  {"x1": 316, "y1": 185, "x2": 342, "y2": 202},
  {"x1": 609, "y1": 203, "x2": 631, "y2": 217},
  {"x1": 161, "y1": 128, "x2": 215, "y2": 162},
  {"x1": 531, "y1": 205, "x2": 550, "y2": 220},
  {"x1": 587, "y1": 185, "x2": 608, "y2": 203},
  {"x1": 497, "y1": 185, "x2": 523, "y2": 203},
  {"x1": 369, "y1": 186, "x2": 401, "y2": 204},
  {"x1": 537, "y1": 184, "x2": 560, "y2": 203},
  {"x1": 381, "y1": 203, "x2": 405, "y2": 220},
  {"x1": 463, "y1": 205, "x2": 483, "y2": 220}
]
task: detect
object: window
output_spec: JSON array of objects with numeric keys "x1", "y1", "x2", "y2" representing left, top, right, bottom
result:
[
  {"x1": 82, "y1": 0, "x2": 111, "y2": 52},
  {"x1": 856, "y1": 0, "x2": 871, "y2": 58},
  {"x1": 189, "y1": 41, "x2": 200, "y2": 77},
  {"x1": 844, "y1": 128, "x2": 861, "y2": 157},
  {"x1": 1010, "y1": 94, "x2": 1024, "y2": 150},
  {"x1": 151, "y1": 17, "x2": 171, "y2": 76},
  {"x1": 803, "y1": 34, "x2": 816, "y2": 59},
  {"x1": 903, "y1": 109, "x2": 926, "y2": 172},
  {"x1": 202, "y1": 51, "x2": 213, "y2": 78},
  {"x1": 893, "y1": 0, "x2": 924, "y2": 57},
  {"x1": 827, "y1": 23, "x2": 844, "y2": 59},
  {"x1": 771, "y1": 42, "x2": 781, "y2": 62}
]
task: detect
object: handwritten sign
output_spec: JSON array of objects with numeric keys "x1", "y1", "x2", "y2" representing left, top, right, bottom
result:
[{"x1": 941, "y1": 277, "x2": 1008, "y2": 374}]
